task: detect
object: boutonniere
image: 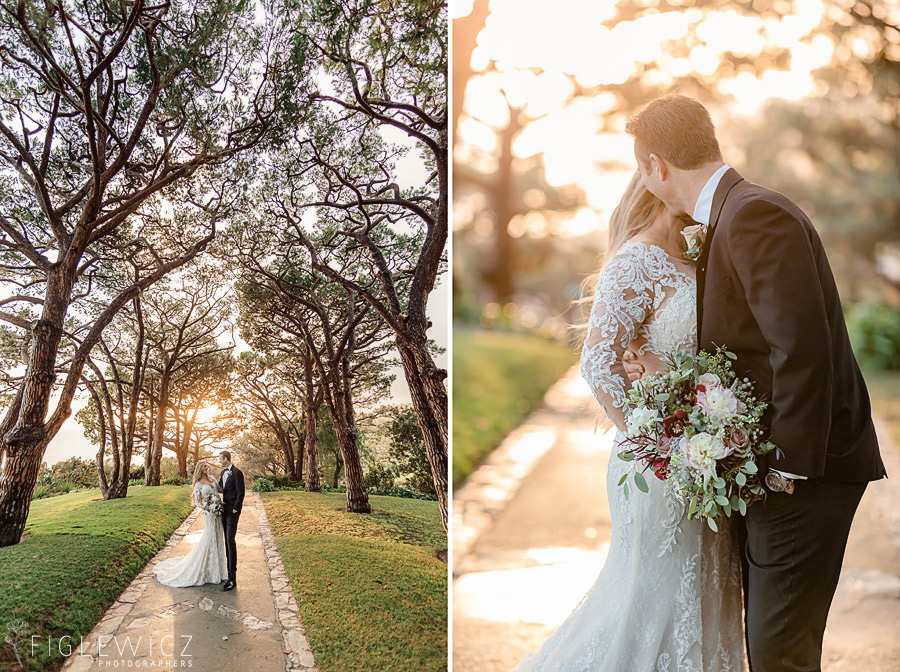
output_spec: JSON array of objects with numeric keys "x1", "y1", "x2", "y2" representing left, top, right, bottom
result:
[{"x1": 680, "y1": 223, "x2": 706, "y2": 263}]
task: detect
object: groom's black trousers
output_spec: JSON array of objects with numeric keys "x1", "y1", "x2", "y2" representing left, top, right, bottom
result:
[
  {"x1": 740, "y1": 478, "x2": 866, "y2": 672},
  {"x1": 223, "y1": 509, "x2": 240, "y2": 582}
]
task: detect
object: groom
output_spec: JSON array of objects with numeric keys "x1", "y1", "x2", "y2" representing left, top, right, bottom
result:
[
  {"x1": 218, "y1": 450, "x2": 245, "y2": 591},
  {"x1": 622, "y1": 94, "x2": 886, "y2": 671}
]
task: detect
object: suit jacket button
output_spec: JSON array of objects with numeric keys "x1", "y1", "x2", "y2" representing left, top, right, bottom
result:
[{"x1": 700, "y1": 266, "x2": 706, "y2": 272}]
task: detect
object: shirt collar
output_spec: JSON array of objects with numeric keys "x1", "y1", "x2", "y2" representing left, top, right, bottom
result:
[{"x1": 691, "y1": 163, "x2": 731, "y2": 227}]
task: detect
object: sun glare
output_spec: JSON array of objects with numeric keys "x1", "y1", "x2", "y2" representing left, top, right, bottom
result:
[{"x1": 458, "y1": 0, "x2": 837, "y2": 237}]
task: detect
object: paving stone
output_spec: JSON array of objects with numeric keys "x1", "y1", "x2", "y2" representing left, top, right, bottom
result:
[
  {"x1": 242, "y1": 614, "x2": 273, "y2": 630},
  {"x1": 126, "y1": 616, "x2": 156, "y2": 630}
]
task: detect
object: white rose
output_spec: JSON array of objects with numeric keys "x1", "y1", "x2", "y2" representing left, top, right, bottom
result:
[
  {"x1": 703, "y1": 386, "x2": 740, "y2": 417},
  {"x1": 697, "y1": 373, "x2": 721, "y2": 388},
  {"x1": 627, "y1": 407, "x2": 659, "y2": 435}
]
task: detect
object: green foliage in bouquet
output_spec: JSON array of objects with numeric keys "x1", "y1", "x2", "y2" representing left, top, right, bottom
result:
[{"x1": 617, "y1": 346, "x2": 776, "y2": 532}]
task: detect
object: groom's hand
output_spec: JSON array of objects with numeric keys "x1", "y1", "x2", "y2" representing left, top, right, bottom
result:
[{"x1": 622, "y1": 349, "x2": 644, "y2": 382}]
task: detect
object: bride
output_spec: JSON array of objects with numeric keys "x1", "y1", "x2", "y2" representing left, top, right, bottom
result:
[
  {"x1": 153, "y1": 461, "x2": 228, "y2": 588},
  {"x1": 512, "y1": 173, "x2": 746, "y2": 671}
]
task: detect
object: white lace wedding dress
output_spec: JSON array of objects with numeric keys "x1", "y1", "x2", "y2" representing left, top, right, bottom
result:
[
  {"x1": 513, "y1": 241, "x2": 746, "y2": 672},
  {"x1": 152, "y1": 481, "x2": 228, "y2": 587}
]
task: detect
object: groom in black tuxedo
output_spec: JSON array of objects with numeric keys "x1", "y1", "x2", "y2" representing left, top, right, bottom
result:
[
  {"x1": 624, "y1": 95, "x2": 885, "y2": 672},
  {"x1": 218, "y1": 450, "x2": 245, "y2": 591}
]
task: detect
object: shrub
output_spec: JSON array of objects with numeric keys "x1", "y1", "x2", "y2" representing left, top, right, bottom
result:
[
  {"x1": 272, "y1": 475, "x2": 303, "y2": 488},
  {"x1": 31, "y1": 484, "x2": 52, "y2": 500},
  {"x1": 50, "y1": 457, "x2": 98, "y2": 488},
  {"x1": 53, "y1": 480, "x2": 76, "y2": 494},
  {"x1": 251, "y1": 477, "x2": 275, "y2": 492},
  {"x1": 368, "y1": 487, "x2": 439, "y2": 501},
  {"x1": 275, "y1": 483, "x2": 306, "y2": 491},
  {"x1": 128, "y1": 478, "x2": 143, "y2": 487},
  {"x1": 847, "y1": 302, "x2": 900, "y2": 371},
  {"x1": 365, "y1": 462, "x2": 399, "y2": 491},
  {"x1": 161, "y1": 477, "x2": 190, "y2": 486},
  {"x1": 129, "y1": 465, "x2": 145, "y2": 481}
]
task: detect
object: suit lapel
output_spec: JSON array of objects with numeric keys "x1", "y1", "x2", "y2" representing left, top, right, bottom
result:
[{"x1": 696, "y1": 168, "x2": 743, "y2": 340}]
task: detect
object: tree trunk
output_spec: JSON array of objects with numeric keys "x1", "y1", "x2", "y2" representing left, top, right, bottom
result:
[
  {"x1": 0, "y1": 311, "x2": 66, "y2": 546},
  {"x1": 176, "y1": 414, "x2": 194, "y2": 478},
  {"x1": 281, "y1": 430, "x2": 298, "y2": 481},
  {"x1": 396, "y1": 340, "x2": 448, "y2": 529},
  {"x1": 328, "y1": 389, "x2": 369, "y2": 512},
  {"x1": 303, "y1": 403, "x2": 321, "y2": 493},
  {"x1": 145, "y1": 381, "x2": 155, "y2": 482},
  {"x1": 482, "y1": 106, "x2": 522, "y2": 306},
  {"x1": 0, "y1": 435, "x2": 52, "y2": 546},
  {"x1": 148, "y1": 371, "x2": 170, "y2": 486},
  {"x1": 107, "y1": 296, "x2": 144, "y2": 501},
  {"x1": 331, "y1": 451, "x2": 344, "y2": 490}
]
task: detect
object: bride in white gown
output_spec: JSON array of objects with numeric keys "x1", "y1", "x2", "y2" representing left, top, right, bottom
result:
[
  {"x1": 513, "y1": 174, "x2": 746, "y2": 672},
  {"x1": 153, "y1": 461, "x2": 228, "y2": 588}
]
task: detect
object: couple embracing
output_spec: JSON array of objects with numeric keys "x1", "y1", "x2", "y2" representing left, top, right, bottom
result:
[
  {"x1": 513, "y1": 95, "x2": 886, "y2": 672},
  {"x1": 153, "y1": 451, "x2": 245, "y2": 592}
]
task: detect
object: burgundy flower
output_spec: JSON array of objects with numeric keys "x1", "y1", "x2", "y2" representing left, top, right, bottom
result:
[
  {"x1": 663, "y1": 408, "x2": 690, "y2": 438},
  {"x1": 651, "y1": 458, "x2": 670, "y2": 480}
]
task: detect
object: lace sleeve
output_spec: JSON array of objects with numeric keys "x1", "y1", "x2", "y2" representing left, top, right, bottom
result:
[
  {"x1": 580, "y1": 247, "x2": 656, "y2": 431},
  {"x1": 192, "y1": 483, "x2": 202, "y2": 508}
]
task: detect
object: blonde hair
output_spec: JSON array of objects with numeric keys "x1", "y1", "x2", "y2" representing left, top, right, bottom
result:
[
  {"x1": 192, "y1": 461, "x2": 209, "y2": 485},
  {"x1": 606, "y1": 171, "x2": 665, "y2": 258},
  {"x1": 573, "y1": 172, "x2": 664, "y2": 338}
]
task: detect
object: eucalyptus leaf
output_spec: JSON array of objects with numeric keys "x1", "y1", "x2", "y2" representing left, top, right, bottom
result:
[
  {"x1": 634, "y1": 471, "x2": 649, "y2": 493},
  {"x1": 707, "y1": 517, "x2": 719, "y2": 532}
]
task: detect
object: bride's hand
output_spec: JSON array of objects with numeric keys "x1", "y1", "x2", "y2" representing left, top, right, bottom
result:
[{"x1": 622, "y1": 349, "x2": 644, "y2": 382}]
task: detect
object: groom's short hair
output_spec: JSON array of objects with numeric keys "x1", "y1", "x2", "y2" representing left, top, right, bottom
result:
[
  {"x1": 220, "y1": 450, "x2": 231, "y2": 461},
  {"x1": 626, "y1": 95, "x2": 721, "y2": 170}
]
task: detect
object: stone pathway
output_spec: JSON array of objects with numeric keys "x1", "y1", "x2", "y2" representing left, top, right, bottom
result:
[
  {"x1": 453, "y1": 365, "x2": 900, "y2": 672},
  {"x1": 63, "y1": 492, "x2": 316, "y2": 672}
]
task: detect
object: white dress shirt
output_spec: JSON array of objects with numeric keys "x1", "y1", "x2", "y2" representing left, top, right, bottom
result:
[
  {"x1": 222, "y1": 466, "x2": 231, "y2": 487},
  {"x1": 692, "y1": 163, "x2": 731, "y2": 227},
  {"x1": 691, "y1": 163, "x2": 805, "y2": 482}
]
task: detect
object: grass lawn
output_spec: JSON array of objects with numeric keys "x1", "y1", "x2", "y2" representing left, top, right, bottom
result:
[
  {"x1": 261, "y1": 491, "x2": 446, "y2": 672},
  {"x1": 0, "y1": 485, "x2": 193, "y2": 672},
  {"x1": 864, "y1": 368, "x2": 900, "y2": 447},
  {"x1": 453, "y1": 327, "x2": 579, "y2": 485}
]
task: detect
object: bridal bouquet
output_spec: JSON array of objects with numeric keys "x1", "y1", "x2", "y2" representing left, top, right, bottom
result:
[
  {"x1": 617, "y1": 346, "x2": 775, "y2": 531},
  {"x1": 201, "y1": 492, "x2": 224, "y2": 517}
]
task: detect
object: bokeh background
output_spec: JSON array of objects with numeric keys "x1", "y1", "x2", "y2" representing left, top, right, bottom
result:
[{"x1": 452, "y1": 0, "x2": 900, "y2": 487}]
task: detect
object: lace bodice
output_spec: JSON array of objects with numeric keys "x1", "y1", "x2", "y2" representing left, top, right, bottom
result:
[
  {"x1": 193, "y1": 481, "x2": 218, "y2": 506},
  {"x1": 580, "y1": 240, "x2": 696, "y2": 430}
]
